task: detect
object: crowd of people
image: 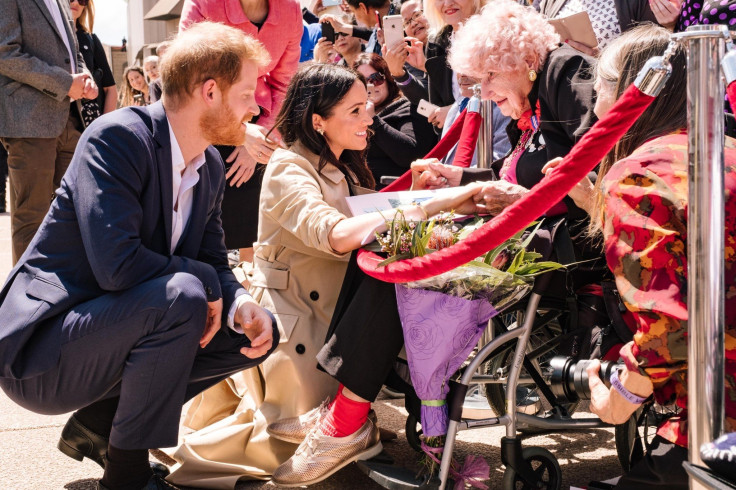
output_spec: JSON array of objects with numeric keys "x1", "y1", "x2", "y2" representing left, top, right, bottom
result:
[{"x1": 1, "y1": 0, "x2": 736, "y2": 489}]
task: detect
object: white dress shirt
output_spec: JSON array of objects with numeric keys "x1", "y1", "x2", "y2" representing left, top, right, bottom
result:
[
  {"x1": 167, "y1": 118, "x2": 255, "y2": 332},
  {"x1": 43, "y1": 0, "x2": 77, "y2": 73}
]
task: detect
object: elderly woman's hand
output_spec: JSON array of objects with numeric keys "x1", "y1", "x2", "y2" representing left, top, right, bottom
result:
[
  {"x1": 472, "y1": 180, "x2": 528, "y2": 215},
  {"x1": 542, "y1": 157, "x2": 596, "y2": 215},
  {"x1": 650, "y1": 0, "x2": 684, "y2": 30},
  {"x1": 410, "y1": 159, "x2": 463, "y2": 190},
  {"x1": 382, "y1": 42, "x2": 409, "y2": 78},
  {"x1": 587, "y1": 359, "x2": 654, "y2": 425}
]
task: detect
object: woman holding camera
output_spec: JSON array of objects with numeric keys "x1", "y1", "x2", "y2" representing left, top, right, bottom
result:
[
  {"x1": 166, "y1": 63, "x2": 481, "y2": 487},
  {"x1": 537, "y1": 25, "x2": 736, "y2": 489}
]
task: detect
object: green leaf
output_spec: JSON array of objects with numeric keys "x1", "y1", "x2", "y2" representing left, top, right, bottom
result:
[{"x1": 378, "y1": 252, "x2": 411, "y2": 267}]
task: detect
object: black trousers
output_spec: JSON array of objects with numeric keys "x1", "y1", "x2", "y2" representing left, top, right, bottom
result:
[
  {"x1": 0, "y1": 273, "x2": 278, "y2": 450},
  {"x1": 316, "y1": 253, "x2": 405, "y2": 401},
  {"x1": 614, "y1": 435, "x2": 689, "y2": 489}
]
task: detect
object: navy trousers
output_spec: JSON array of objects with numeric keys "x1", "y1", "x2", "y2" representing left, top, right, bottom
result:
[{"x1": 0, "y1": 272, "x2": 278, "y2": 450}]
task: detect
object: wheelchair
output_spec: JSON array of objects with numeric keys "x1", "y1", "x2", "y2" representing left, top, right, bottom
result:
[{"x1": 359, "y1": 217, "x2": 650, "y2": 490}]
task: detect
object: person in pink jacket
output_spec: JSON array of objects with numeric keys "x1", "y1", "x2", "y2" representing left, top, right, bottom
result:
[{"x1": 179, "y1": 0, "x2": 302, "y2": 263}]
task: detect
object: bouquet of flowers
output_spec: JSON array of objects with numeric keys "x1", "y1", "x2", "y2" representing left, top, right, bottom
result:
[{"x1": 368, "y1": 211, "x2": 564, "y2": 486}]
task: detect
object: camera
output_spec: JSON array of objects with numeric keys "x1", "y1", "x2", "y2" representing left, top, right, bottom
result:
[{"x1": 549, "y1": 356, "x2": 622, "y2": 403}]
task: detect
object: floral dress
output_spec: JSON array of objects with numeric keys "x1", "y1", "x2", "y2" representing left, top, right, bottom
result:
[{"x1": 602, "y1": 132, "x2": 736, "y2": 446}]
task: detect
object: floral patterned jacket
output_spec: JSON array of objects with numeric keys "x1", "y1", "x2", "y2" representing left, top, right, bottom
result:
[{"x1": 602, "y1": 132, "x2": 736, "y2": 447}]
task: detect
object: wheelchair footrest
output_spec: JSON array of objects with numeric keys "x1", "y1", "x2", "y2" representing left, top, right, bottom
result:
[
  {"x1": 683, "y1": 462, "x2": 736, "y2": 489},
  {"x1": 356, "y1": 458, "x2": 441, "y2": 490}
]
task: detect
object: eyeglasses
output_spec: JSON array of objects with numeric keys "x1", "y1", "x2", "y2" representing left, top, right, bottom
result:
[
  {"x1": 70, "y1": 0, "x2": 89, "y2": 6},
  {"x1": 366, "y1": 72, "x2": 386, "y2": 87},
  {"x1": 402, "y1": 10, "x2": 424, "y2": 29}
]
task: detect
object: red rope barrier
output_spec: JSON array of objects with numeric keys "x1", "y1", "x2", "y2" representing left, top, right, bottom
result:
[
  {"x1": 452, "y1": 111, "x2": 483, "y2": 168},
  {"x1": 358, "y1": 84, "x2": 655, "y2": 283},
  {"x1": 382, "y1": 109, "x2": 469, "y2": 192}
]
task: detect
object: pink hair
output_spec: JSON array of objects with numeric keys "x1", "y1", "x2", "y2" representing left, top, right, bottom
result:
[{"x1": 448, "y1": 0, "x2": 560, "y2": 79}]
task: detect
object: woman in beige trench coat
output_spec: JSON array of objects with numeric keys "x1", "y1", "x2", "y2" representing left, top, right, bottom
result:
[{"x1": 165, "y1": 63, "x2": 482, "y2": 489}]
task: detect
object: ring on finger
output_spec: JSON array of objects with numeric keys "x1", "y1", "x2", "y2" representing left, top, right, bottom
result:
[{"x1": 258, "y1": 151, "x2": 263, "y2": 158}]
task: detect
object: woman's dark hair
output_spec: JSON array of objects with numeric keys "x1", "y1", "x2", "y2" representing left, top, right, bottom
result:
[
  {"x1": 590, "y1": 24, "x2": 687, "y2": 232},
  {"x1": 270, "y1": 63, "x2": 375, "y2": 189},
  {"x1": 353, "y1": 53, "x2": 401, "y2": 111}
]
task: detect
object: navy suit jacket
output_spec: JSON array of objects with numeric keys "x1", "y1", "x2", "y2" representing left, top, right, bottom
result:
[{"x1": 0, "y1": 102, "x2": 247, "y2": 379}]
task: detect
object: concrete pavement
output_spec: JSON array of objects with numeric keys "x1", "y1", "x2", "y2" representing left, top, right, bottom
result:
[{"x1": 0, "y1": 212, "x2": 625, "y2": 489}]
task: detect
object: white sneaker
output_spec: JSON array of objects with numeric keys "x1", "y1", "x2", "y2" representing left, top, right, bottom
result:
[{"x1": 272, "y1": 418, "x2": 382, "y2": 487}]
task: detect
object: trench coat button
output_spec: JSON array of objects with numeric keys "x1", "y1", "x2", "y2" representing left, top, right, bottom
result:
[
  {"x1": 64, "y1": 58, "x2": 70, "y2": 64},
  {"x1": 309, "y1": 291, "x2": 319, "y2": 301},
  {"x1": 205, "y1": 286, "x2": 213, "y2": 296},
  {"x1": 296, "y1": 344, "x2": 306, "y2": 355}
]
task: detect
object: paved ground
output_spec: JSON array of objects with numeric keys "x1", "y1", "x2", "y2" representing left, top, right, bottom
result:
[{"x1": 0, "y1": 212, "x2": 624, "y2": 489}]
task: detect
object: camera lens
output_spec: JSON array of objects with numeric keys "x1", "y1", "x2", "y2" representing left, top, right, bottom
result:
[{"x1": 549, "y1": 356, "x2": 621, "y2": 403}]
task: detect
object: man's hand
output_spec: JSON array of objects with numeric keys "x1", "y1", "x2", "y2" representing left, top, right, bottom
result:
[
  {"x1": 410, "y1": 158, "x2": 462, "y2": 189},
  {"x1": 68, "y1": 73, "x2": 91, "y2": 100},
  {"x1": 234, "y1": 301, "x2": 275, "y2": 359},
  {"x1": 587, "y1": 359, "x2": 653, "y2": 425},
  {"x1": 200, "y1": 298, "x2": 223, "y2": 348},
  {"x1": 428, "y1": 105, "x2": 451, "y2": 129},
  {"x1": 82, "y1": 76, "x2": 98, "y2": 100},
  {"x1": 320, "y1": 14, "x2": 353, "y2": 36}
]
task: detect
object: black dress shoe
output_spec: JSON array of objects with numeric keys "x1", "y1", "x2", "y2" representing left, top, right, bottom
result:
[
  {"x1": 58, "y1": 414, "x2": 170, "y2": 477},
  {"x1": 97, "y1": 473, "x2": 180, "y2": 490}
]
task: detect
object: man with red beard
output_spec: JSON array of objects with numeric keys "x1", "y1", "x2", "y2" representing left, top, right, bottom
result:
[{"x1": 0, "y1": 22, "x2": 278, "y2": 490}]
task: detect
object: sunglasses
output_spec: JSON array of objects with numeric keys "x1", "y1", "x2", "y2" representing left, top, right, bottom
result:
[
  {"x1": 366, "y1": 72, "x2": 386, "y2": 87},
  {"x1": 70, "y1": 0, "x2": 89, "y2": 6},
  {"x1": 335, "y1": 31, "x2": 351, "y2": 39}
]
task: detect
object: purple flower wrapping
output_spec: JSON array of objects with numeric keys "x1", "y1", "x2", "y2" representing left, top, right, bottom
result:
[{"x1": 395, "y1": 285, "x2": 498, "y2": 436}]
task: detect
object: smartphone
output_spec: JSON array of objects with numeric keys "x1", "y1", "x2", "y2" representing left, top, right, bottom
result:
[
  {"x1": 323, "y1": 0, "x2": 343, "y2": 6},
  {"x1": 417, "y1": 99, "x2": 439, "y2": 118},
  {"x1": 382, "y1": 15, "x2": 404, "y2": 49},
  {"x1": 375, "y1": 10, "x2": 383, "y2": 29},
  {"x1": 321, "y1": 22, "x2": 335, "y2": 43}
]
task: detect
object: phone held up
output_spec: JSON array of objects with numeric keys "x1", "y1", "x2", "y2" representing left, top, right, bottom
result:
[
  {"x1": 382, "y1": 15, "x2": 404, "y2": 49},
  {"x1": 322, "y1": 0, "x2": 343, "y2": 6},
  {"x1": 321, "y1": 21, "x2": 336, "y2": 43}
]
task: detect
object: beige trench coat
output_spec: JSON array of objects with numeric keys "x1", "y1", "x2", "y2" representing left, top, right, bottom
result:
[{"x1": 165, "y1": 143, "x2": 354, "y2": 488}]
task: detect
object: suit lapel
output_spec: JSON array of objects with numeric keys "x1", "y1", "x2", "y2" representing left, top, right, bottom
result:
[
  {"x1": 33, "y1": 0, "x2": 72, "y2": 51},
  {"x1": 149, "y1": 103, "x2": 174, "y2": 252}
]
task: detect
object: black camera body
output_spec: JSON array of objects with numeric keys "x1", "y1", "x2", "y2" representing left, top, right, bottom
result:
[{"x1": 549, "y1": 356, "x2": 622, "y2": 403}]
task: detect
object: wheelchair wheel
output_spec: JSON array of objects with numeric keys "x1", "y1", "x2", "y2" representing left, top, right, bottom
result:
[
  {"x1": 615, "y1": 409, "x2": 644, "y2": 472},
  {"x1": 405, "y1": 413, "x2": 423, "y2": 453},
  {"x1": 502, "y1": 446, "x2": 562, "y2": 490},
  {"x1": 482, "y1": 304, "x2": 579, "y2": 418}
]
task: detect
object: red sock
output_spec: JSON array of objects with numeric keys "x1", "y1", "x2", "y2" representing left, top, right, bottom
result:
[{"x1": 321, "y1": 385, "x2": 370, "y2": 437}]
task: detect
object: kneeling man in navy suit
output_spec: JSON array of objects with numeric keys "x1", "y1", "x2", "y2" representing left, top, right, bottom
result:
[{"x1": 0, "y1": 22, "x2": 278, "y2": 490}]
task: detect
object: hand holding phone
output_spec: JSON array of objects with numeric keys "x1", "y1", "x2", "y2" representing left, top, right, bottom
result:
[
  {"x1": 382, "y1": 15, "x2": 404, "y2": 49},
  {"x1": 321, "y1": 21, "x2": 336, "y2": 43},
  {"x1": 417, "y1": 99, "x2": 439, "y2": 118}
]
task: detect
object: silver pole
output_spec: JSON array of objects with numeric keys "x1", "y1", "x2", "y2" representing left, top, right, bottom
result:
[
  {"x1": 682, "y1": 24, "x2": 728, "y2": 483},
  {"x1": 473, "y1": 84, "x2": 493, "y2": 168}
]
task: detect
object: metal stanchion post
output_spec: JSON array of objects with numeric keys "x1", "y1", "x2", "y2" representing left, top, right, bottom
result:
[
  {"x1": 677, "y1": 24, "x2": 729, "y2": 487},
  {"x1": 473, "y1": 84, "x2": 492, "y2": 168}
]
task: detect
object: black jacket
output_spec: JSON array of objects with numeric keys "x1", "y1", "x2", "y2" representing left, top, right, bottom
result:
[
  {"x1": 425, "y1": 25, "x2": 455, "y2": 108},
  {"x1": 367, "y1": 97, "x2": 438, "y2": 186}
]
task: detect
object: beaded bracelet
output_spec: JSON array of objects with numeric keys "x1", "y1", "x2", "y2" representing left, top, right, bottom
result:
[{"x1": 610, "y1": 368, "x2": 648, "y2": 405}]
